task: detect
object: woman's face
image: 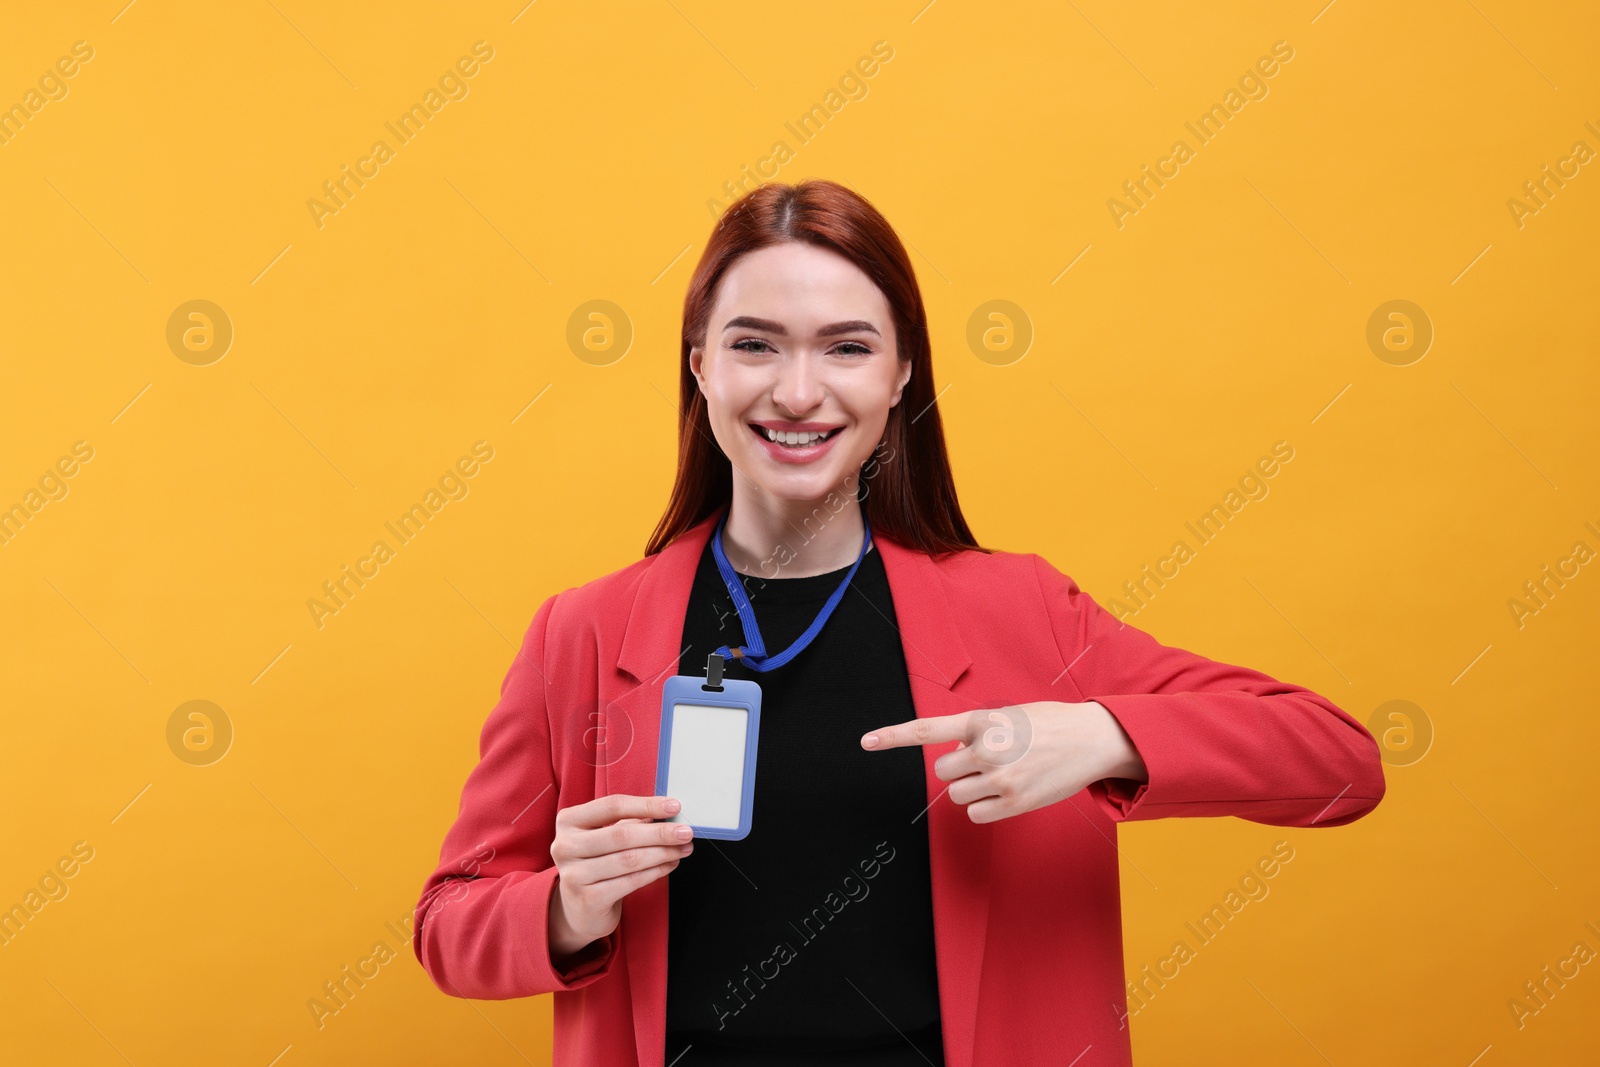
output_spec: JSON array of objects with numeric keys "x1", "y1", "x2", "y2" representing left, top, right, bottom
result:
[{"x1": 690, "y1": 241, "x2": 910, "y2": 508}]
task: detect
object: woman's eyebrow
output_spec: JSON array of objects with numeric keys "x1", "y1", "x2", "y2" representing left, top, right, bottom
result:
[{"x1": 722, "y1": 316, "x2": 880, "y2": 337}]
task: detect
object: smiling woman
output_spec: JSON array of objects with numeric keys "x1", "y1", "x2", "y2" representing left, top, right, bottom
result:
[
  {"x1": 654, "y1": 179, "x2": 974, "y2": 567},
  {"x1": 684, "y1": 244, "x2": 913, "y2": 556},
  {"x1": 412, "y1": 179, "x2": 1386, "y2": 1067}
]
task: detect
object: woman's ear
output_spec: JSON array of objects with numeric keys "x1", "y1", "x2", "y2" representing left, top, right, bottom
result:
[
  {"x1": 689, "y1": 346, "x2": 705, "y2": 389},
  {"x1": 889, "y1": 358, "x2": 912, "y2": 407}
]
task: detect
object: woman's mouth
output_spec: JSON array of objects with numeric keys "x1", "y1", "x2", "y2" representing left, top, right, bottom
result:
[
  {"x1": 747, "y1": 423, "x2": 845, "y2": 463},
  {"x1": 751, "y1": 424, "x2": 843, "y2": 447}
]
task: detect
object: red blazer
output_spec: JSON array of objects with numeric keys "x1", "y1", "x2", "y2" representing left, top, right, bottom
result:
[{"x1": 413, "y1": 507, "x2": 1385, "y2": 1066}]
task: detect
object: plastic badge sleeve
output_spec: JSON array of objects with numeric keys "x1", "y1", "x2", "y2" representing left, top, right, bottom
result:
[{"x1": 655, "y1": 672, "x2": 761, "y2": 841}]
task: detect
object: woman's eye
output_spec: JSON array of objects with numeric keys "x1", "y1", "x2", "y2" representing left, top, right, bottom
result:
[{"x1": 729, "y1": 338, "x2": 871, "y2": 355}]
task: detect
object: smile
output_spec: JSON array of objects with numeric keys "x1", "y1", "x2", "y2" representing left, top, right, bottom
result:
[
  {"x1": 749, "y1": 424, "x2": 844, "y2": 447},
  {"x1": 746, "y1": 422, "x2": 846, "y2": 463}
]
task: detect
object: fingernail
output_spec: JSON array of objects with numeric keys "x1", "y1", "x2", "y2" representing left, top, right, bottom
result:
[
  {"x1": 676, "y1": 825, "x2": 693, "y2": 840},
  {"x1": 862, "y1": 734, "x2": 879, "y2": 749},
  {"x1": 664, "y1": 799, "x2": 681, "y2": 813}
]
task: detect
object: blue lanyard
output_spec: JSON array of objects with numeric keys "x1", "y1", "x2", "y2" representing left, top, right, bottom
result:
[{"x1": 710, "y1": 509, "x2": 872, "y2": 673}]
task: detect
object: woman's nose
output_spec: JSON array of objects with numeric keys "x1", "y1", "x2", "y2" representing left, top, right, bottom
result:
[{"x1": 770, "y1": 352, "x2": 825, "y2": 414}]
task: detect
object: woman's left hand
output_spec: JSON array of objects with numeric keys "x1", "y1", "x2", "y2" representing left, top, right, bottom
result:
[{"x1": 860, "y1": 701, "x2": 1148, "y2": 824}]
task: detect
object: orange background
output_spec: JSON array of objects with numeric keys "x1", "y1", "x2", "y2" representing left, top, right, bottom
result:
[{"x1": 1, "y1": 1, "x2": 1596, "y2": 1063}]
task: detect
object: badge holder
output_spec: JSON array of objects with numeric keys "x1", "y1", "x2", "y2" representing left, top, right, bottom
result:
[{"x1": 655, "y1": 652, "x2": 762, "y2": 841}]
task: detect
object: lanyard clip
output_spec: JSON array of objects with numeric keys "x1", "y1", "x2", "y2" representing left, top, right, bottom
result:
[{"x1": 705, "y1": 652, "x2": 725, "y2": 689}]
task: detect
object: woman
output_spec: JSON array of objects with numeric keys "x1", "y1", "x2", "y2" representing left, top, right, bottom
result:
[{"x1": 412, "y1": 180, "x2": 1386, "y2": 1066}]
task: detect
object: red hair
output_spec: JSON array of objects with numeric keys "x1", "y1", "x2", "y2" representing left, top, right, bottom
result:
[{"x1": 644, "y1": 179, "x2": 986, "y2": 558}]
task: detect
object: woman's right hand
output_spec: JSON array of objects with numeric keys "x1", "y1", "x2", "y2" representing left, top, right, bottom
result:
[{"x1": 548, "y1": 794, "x2": 694, "y2": 964}]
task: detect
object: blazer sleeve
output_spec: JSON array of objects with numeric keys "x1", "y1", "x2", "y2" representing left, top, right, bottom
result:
[
  {"x1": 1030, "y1": 554, "x2": 1386, "y2": 828},
  {"x1": 412, "y1": 591, "x2": 621, "y2": 998}
]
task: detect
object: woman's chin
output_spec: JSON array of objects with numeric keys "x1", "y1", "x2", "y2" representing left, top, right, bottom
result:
[{"x1": 740, "y1": 463, "x2": 852, "y2": 504}]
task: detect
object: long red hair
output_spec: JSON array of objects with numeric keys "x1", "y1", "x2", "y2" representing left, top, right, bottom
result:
[{"x1": 644, "y1": 179, "x2": 986, "y2": 558}]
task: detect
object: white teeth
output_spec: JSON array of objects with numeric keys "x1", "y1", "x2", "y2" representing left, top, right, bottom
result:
[{"x1": 763, "y1": 427, "x2": 833, "y2": 446}]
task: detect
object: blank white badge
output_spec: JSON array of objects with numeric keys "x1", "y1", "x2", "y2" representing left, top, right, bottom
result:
[{"x1": 663, "y1": 702, "x2": 749, "y2": 830}]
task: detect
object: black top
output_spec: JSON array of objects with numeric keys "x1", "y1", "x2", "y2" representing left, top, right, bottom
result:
[{"x1": 663, "y1": 533, "x2": 946, "y2": 1066}]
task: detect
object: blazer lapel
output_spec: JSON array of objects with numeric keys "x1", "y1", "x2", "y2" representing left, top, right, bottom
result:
[
  {"x1": 875, "y1": 535, "x2": 991, "y2": 1067},
  {"x1": 604, "y1": 509, "x2": 992, "y2": 1067},
  {"x1": 609, "y1": 510, "x2": 719, "y2": 1067}
]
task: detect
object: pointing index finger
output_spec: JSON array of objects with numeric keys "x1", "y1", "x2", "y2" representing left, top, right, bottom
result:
[{"x1": 861, "y1": 711, "x2": 972, "y2": 751}]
